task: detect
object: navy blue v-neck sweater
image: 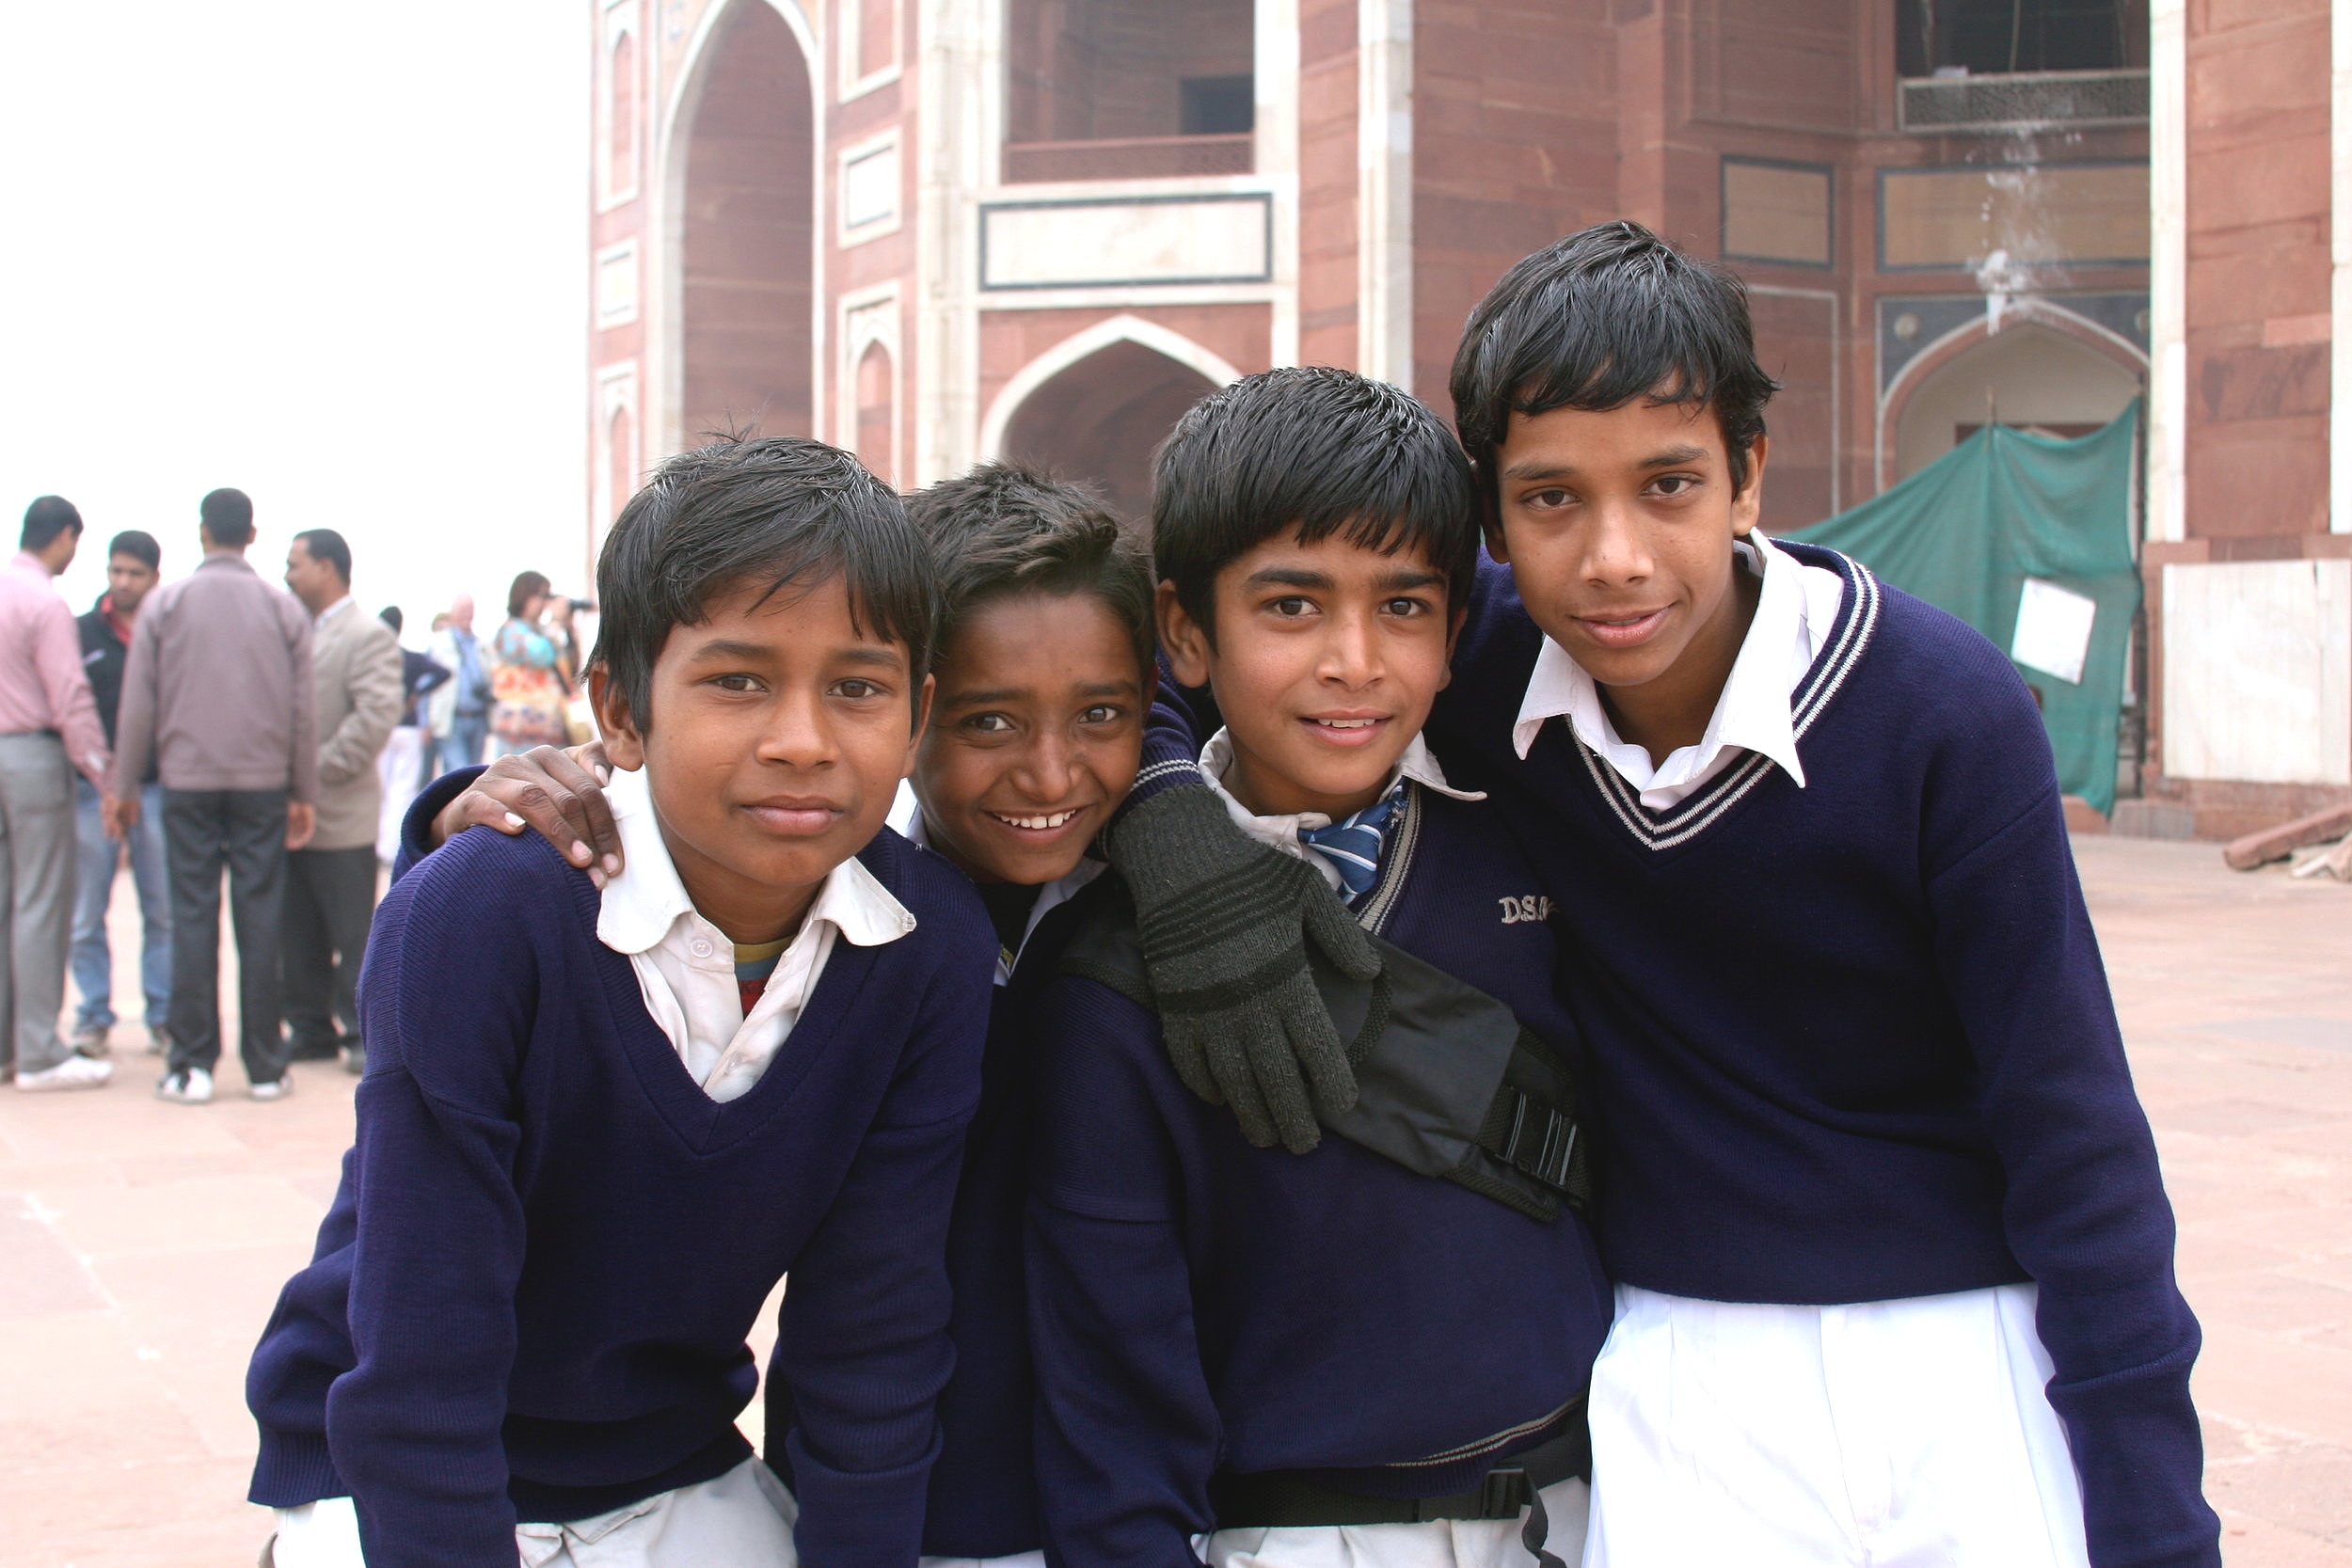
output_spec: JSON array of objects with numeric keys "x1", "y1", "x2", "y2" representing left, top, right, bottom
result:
[
  {"x1": 1134, "y1": 542, "x2": 2217, "y2": 1568},
  {"x1": 1025, "y1": 787, "x2": 1613, "y2": 1568},
  {"x1": 246, "y1": 820, "x2": 996, "y2": 1568},
  {"x1": 390, "y1": 774, "x2": 1073, "y2": 1561},
  {"x1": 767, "y1": 882, "x2": 1097, "y2": 1561}
]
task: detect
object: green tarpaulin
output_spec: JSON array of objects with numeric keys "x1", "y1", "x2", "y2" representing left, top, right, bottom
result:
[{"x1": 1791, "y1": 400, "x2": 2141, "y2": 814}]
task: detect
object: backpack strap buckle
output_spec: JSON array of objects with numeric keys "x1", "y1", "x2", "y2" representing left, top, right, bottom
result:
[{"x1": 1499, "y1": 1090, "x2": 1579, "y2": 1195}]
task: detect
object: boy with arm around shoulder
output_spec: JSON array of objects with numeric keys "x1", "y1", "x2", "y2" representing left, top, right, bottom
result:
[
  {"x1": 1027, "y1": 368, "x2": 1613, "y2": 1568},
  {"x1": 244, "y1": 436, "x2": 997, "y2": 1568},
  {"x1": 392, "y1": 462, "x2": 1163, "y2": 1568},
  {"x1": 1120, "y1": 226, "x2": 2217, "y2": 1566}
]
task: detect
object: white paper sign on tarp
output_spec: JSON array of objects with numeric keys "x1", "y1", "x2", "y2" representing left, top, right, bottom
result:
[{"x1": 2010, "y1": 577, "x2": 2098, "y2": 686}]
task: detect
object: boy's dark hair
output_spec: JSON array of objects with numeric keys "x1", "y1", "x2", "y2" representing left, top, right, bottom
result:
[
  {"x1": 506, "y1": 571, "x2": 551, "y2": 620},
  {"x1": 200, "y1": 488, "x2": 255, "y2": 546},
  {"x1": 379, "y1": 604, "x2": 404, "y2": 634},
  {"x1": 294, "y1": 528, "x2": 352, "y2": 584},
  {"x1": 22, "y1": 496, "x2": 83, "y2": 551},
  {"x1": 108, "y1": 530, "x2": 161, "y2": 572},
  {"x1": 1449, "y1": 220, "x2": 1779, "y2": 501},
  {"x1": 1152, "y1": 366, "x2": 1480, "y2": 635},
  {"x1": 907, "y1": 463, "x2": 1153, "y2": 676},
  {"x1": 591, "y1": 434, "x2": 935, "y2": 731}
]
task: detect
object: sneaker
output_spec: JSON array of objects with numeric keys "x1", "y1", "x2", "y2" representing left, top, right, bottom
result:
[
  {"x1": 16, "y1": 1055, "x2": 114, "y2": 1092},
  {"x1": 248, "y1": 1075, "x2": 294, "y2": 1102},
  {"x1": 72, "y1": 1023, "x2": 112, "y2": 1058},
  {"x1": 155, "y1": 1067, "x2": 214, "y2": 1105},
  {"x1": 145, "y1": 1025, "x2": 171, "y2": 1056},
  {"x1": 341, "y1": 1043, "x2": 366, "y2": 1076}
]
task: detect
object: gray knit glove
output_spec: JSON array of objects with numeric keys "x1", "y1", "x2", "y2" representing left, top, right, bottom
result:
[{"x1": 1105, "y1": 781, "x2": 1382, "y2": 1152}]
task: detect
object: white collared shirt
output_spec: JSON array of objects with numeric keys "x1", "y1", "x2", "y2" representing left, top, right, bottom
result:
[
  {"x1": 596, "y1": 766, "x2": 915, "y2": 1103},
  {"x1": 1198, "y1": 729, "x2": 1485, "y2": 898},
  {"x1": 1511, "y1": 531, "x2": 1847, "y2": 811},
  {"x1": 313, "y1": 594, "x2": 354, "y2": 629},
  {"x1": 887, "y1": 783, "x2": 1104, "y2": 986}
]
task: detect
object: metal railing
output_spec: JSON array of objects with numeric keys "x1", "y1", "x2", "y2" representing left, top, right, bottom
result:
[{"x1": 1899, "y1": 69, "x2": 2149, "y2": 133}]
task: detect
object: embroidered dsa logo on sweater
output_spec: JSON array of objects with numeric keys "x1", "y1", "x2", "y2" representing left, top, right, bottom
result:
[{"x1": 1499, "y1": 895, "x2": 1554, "y2": 925}]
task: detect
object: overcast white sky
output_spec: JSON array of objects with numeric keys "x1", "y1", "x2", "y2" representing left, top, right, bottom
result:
[{"x1": 1, "y1": 3, "x2": 589, "y2": 640}]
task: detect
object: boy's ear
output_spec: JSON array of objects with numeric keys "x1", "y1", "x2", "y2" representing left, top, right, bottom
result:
[
  {"x1": 1155, "y1": 580, "x2": 1214, "y2": 689},
  {"x1": 905, "y1": 673, "x2": 935, "y2": 771},
  {"x1": 1730, "y1": 433, "x2": 1769, "y2": 540},
  {"x1": 1438, "y1": 604, "x2": 1470, "y2": 692},
  {"x1": 590, "y1": 666, "x2": 646, "y2": 771},
  {"x1": 1475, "y1": 475, "x2": 1512, "y2": 565}
]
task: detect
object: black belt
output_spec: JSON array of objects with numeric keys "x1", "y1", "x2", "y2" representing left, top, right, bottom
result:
[{"x1": 1209, "y1": 1416, "x2": 1589, "y2": 1556}]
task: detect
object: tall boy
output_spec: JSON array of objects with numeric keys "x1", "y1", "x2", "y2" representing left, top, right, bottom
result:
[
  {"x1": 1123, "y1": 229, "x2": 2217, "y2": 1565},
  {"x1": 245, "y1": 436, "x2": 996, "y2": 1568},
  {"x1": 1029, "y1": 368, "x2": 1613, "y2": 1568}
]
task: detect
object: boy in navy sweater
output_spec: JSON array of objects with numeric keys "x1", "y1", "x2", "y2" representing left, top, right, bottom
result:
[
  {"x1": 884, "y1": 465, "x2": 1154, "y2": 1566},
  {"x1": 1120, "y1": 229, "x2": 2219, "y2": 1566},
  {"x1": 396, "y1": 463, "x2": 1161, "y2": 1568},
  {"x1": 1028, "y1": 368, "x2": 1613, "y2": 1568},
  {"x1": 244, "y1": 436, "x2": 997, "y2": 1568}
]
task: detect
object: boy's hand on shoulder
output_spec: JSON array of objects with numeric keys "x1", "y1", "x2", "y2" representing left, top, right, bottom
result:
[
  {"x1": 1105, "y1": 781, "x2": 1379, "y2": 1153},
  {"x1": 431, "y1": 742, "x2": 624, "y2": 886}
]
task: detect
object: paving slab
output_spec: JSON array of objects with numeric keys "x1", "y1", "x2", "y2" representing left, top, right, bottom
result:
[{"x1": 1, "y1": 841, "x2": 2346, "y2": 1564}]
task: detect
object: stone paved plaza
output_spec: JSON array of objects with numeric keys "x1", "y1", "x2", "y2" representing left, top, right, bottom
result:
[{"x1": 2, "y1": 836, "x2": 2347, "y2": 1566}]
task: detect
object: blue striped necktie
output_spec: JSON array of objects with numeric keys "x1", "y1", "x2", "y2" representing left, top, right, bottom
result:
[{"x1": 1296, "y1": 784, "x2": 1404, "y2": 904}]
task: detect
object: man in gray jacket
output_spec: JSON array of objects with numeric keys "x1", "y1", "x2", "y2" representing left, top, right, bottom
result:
[
  {"x1": 280, "y1": 529, "x2": 403, "y2": 1077},
  {"x1": 111, "y1": 489, "x2": 317, "y2": 1104}
]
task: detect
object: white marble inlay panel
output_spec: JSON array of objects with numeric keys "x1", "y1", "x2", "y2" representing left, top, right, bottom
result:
[
  {"x1": 2164, "y1": 558, "x2": 2352, "y2": 784},
  {"x1": 844, "y1": 143, "x2": 899, "y2": 233},
  {"x1": 980, "y1": 196, "x2": 1272, "y2": 290},
  {"x1": 596, "y1": 243, "x2": 638, "y2": 325}
]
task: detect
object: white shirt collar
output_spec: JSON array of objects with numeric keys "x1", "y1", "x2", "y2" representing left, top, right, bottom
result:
[
  {"x1": 888, "y1": 782, "x2": 1104, "y2": 984},
  {"x1": 596, "y1": 765, "x2": 914, "y2": 958},
  {"x1": 1197, "y1": 728, "x2": 1482, "y2": 895},
  {"x1": 1510, "y1": 531, "x2": 1845, "y2": 810},
  {"x1": 313, "y1": 594, "x2": 354, "y2": 628}
]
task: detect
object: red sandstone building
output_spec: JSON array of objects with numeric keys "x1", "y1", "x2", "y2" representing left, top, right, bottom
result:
[{"x1": 586, "y1": 0, "x2": 2349, "y2": 835}]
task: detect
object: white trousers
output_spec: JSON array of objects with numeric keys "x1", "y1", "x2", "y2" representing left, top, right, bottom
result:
[
  {"x1": 1205, "y1": 1478, "x2": 1590, "y2": 1568},
  {"x1": 1581, "y1": 1283, "x2": 2090, "y2": 1568},
  {"x1": 269, "y1": 1456, "x2": 798, "y2": 1568}
]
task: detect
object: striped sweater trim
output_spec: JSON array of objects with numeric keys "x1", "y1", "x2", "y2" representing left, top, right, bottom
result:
[{"x1": 1576, "y1": 549, "x2": 1882, "y2": 854}]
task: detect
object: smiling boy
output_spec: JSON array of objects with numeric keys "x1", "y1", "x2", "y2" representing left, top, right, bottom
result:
[
  {"x1": 391, "y1": 462, "x2": 1159, "y2": 1568},
  {"x1": 244, "y1": 436, "x2": 995, "y2": 1568},
  {"x1": 1126, "y1": 226, "x2": 2217, "y2": 1567},
  {"x1": 1026, "y1": 368, "x2": 1611, "y2": 1568}
]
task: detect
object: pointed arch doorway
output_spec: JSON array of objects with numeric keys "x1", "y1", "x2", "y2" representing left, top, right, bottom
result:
[
  {"x1": 675, "y1": 1, "x2": 817, "y2": 442},
  {"x1": 994, "y1": 338, "x2": 1227, "y2": 525}
]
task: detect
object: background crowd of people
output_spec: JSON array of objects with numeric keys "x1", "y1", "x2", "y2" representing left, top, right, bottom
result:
[{"x1": 0, "y1": 491, "x2": 587, "y2": 1101}]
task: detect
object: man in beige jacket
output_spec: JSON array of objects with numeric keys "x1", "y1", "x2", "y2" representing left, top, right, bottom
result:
[
  {"x1": 112, "y1": 489, "x2": 317, "y2": 1104},
  {"x1": 281, "y1": 530, "x2": 404, "y2": 1077}
]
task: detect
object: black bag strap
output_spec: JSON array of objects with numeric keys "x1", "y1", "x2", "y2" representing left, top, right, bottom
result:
[{"x1": 1057, "y1": 880, "x2": 1590, "y2": 1223}]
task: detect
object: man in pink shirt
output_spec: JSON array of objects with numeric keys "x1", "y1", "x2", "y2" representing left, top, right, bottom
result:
[{"x1": 0, "y1": 497, "x2": 114, "y2": 1092}]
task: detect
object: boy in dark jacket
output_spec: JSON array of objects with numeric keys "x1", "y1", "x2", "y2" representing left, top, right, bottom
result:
[
  {"x1": 245, "y1": 436, "x2": 996, "y2": 1568},
  {"x1": 1028, "y1": 368, "x2": 1612, "y2": 1568},
  {"x1": 1117, "y1": 227, "x2": 2218, "y2": 1567},
  {"x1": 69, "y1": 529, "x2": 169, "y2": 1057},
  {"x1": 390, "y1": 463, "x2": 1163, "y2": 1568}
]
